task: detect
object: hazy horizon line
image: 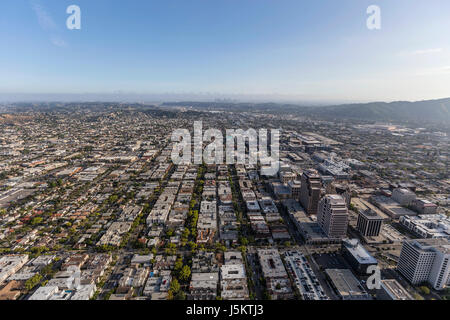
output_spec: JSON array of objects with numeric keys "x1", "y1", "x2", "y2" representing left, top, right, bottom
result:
[{"x1": 1, "y1": 92, "x2": 450, "y2": 106}]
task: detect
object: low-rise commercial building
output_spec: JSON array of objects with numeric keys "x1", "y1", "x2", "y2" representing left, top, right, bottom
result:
[
  {"x1": 341, "y1": 239, "x2": 378, "y2": 274},
  {"x1": 325, "y1": 269, "x2": 371, "y2": 300},
  {"x1": 392, "y1": 188, "x2": 416, "y2": 206},
  {"x1": 399, "y1": 214, "x2": 450, "y2": 239},
  {"x1": 377, "y1": 279, "x2": 413, "y2": 300}
]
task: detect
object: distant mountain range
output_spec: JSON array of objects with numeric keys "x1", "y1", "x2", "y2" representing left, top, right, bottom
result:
[
  {"x1": 162, "y1": 98, "x2": 450, "y2": 124},
  {"x1": 2, "y1": 97, "x2": 449, "y2": 125},
  {"x1": 310, "y1": 98, "x2": 450, "y2": 123}
]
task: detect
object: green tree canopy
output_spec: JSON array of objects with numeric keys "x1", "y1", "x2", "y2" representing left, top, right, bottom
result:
[
  {"x1": 179, "y1": 265, "x2": 191, "y2": 282},
  {"x1": 170, "y1": 278, "x2": 181, "y2": 293}
]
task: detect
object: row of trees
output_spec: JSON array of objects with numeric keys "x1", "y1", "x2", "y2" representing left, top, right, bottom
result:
[
  {"x1": 24, "y1": 274, "x2": 42, "y2": 291},
  {"x1": 174, "y1": 257, "x2": 191, "y2": 282},
  {"x1": 167, "y1": 278, "x2": 186, "y2": 300}
]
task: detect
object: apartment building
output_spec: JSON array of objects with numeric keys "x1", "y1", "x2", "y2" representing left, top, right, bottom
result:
[
  {"x1": 256, "y1": 249, "x2": 293, "y2": 299},
  {"x1": 219, "y1": 251, "x2": 249, "y2": 300},
  {"x1": 0, "y1": 255, "x2": 29, "y2": 285}
]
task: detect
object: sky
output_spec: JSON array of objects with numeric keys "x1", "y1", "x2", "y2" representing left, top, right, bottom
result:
[{"x1": 1, "y1": 0, "x2": 450, "y2": 103}]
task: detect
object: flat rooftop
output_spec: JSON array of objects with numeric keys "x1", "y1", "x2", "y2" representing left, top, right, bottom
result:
[
  {"x1": 325, "y1": 269, "x2": 369, "y2": 299},
  {"x1": 380, "y1": 279, "x2": 413, "y2": 300},
  {"x1": 342, "y1": 239, "x2": 378, "y2": 265}
]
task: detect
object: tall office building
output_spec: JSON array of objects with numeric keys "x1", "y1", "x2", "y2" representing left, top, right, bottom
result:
[
  {"x1": 397, "y1": 239, "x2": 450, "y2": 290},
  {"x1": 356, "y1": 209, "x2": 383, "y2": 237},
  {"x1": 287, "y1": 180, "x2": 301, "y2": 201},
  {"x1": 300, "y1": 169, "x2": 322, "y2": 214},
  {"x1": 317, "y1": 194, "x2": 348, "y2": 239},
  {"x1": 335, "y1": 184, "x2": 351, "y2": 208}
]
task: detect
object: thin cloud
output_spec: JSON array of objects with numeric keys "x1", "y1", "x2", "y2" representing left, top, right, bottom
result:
[
  {"x1": 411, "y1": 48, "x2": 443, "y2": 55},
  {"x1": 30, "y1": 0, "x2": 57, "y2": 31},
  {"x1": 415, "y1": 66, "x2": 450, "y2": 76},
  {"x1": 51, "y1": 36, "x2": 68, "y2": 48},
  {"x1": 397, "y1": 48, "x2": 444, "y2": 57},
  {"x1": 30, "y1": 0, "x2": 67, "y2": 47}
]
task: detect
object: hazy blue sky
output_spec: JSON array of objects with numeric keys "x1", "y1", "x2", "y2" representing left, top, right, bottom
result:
[{"x1": 1, "y1": 0, "x2": 450, "y2": 102}]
